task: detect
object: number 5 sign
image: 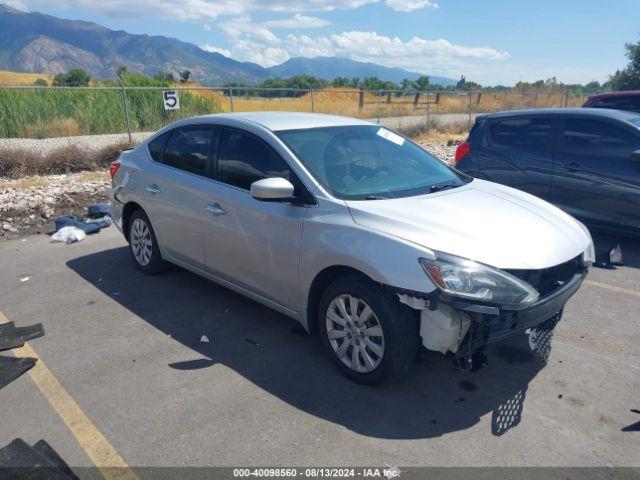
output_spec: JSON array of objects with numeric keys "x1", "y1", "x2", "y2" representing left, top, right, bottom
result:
[{"x1": 162, "y1": 90, "x2": 180, "y2": 110}]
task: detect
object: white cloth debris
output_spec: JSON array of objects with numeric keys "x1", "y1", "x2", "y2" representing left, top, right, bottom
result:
[
  {"x1": 20, "y1": 276, "x2": 30, "y2": 282},
  {"x1": 200, "y1": 335, "x2": 210, "y2": 343},
  {"x1": 51, "y1": 226, "x2": 86, "y2": 244}
]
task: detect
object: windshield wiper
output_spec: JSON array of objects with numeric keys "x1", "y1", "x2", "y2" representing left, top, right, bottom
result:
[
  {"x1": 364, "y1": 195, "x2": 387, "y2": 200},
  {"x1": 429, "y1": 183, "x2": 459, "y2": 193}
]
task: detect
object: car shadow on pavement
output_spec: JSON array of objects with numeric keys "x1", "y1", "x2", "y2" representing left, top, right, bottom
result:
[{"x1": 67, "y1": 247, "x2": 549, "y2": 440}]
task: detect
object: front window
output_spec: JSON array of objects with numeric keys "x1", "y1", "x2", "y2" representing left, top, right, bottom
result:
[{"x1": 277, "y1": 125, "x2": 468, "y2": 200}]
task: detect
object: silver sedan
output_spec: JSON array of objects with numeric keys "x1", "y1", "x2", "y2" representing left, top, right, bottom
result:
[{"x1": 110, "y1": 112, "x2": 593, "y2": 383}]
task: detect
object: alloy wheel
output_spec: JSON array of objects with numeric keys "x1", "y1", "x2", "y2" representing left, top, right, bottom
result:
[
  {"x1": 325, "y1": 294, "x2": 385, "y2": 373},
  {"x1": 131, "y1": 218, "x2": 153, "y2": 266}
]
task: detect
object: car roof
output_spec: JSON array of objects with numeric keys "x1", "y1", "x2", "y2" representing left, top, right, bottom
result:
[
  {"x1": 586, "y1": 91, "x2": 640, "y2": 100},
  {"x1": 476, "y1": 107, "x2": 640, "y2": 122},
  {"x1": 187, "y1": 111, "x2": 374, "y2": 131}
]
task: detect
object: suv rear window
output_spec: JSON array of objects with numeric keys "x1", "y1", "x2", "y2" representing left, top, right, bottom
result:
[{"x1": 490, "y1": 117, "x2": 552, "y2": 151}]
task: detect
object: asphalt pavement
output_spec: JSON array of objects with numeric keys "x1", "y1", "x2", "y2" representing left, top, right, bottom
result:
[{"x1": 0, "y1": 227, "x2": 638, "y2": 472}]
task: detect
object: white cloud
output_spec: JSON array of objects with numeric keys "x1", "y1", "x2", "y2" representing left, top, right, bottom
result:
[
  {"x1": 262, "y1": 14, "x2": 329, "y2": 29},
  {"x1": 5, "y1": 0, "x2": 28, "y2": 10},
  {"x1": 200, "y1": 43, "x2": 232, "y2": 57},
  {"x1": 385, "y1": 0, "x2": 438, "y2": 12},
  {"x1": 202, "y1": 22, "x2": 212, "y2": 31},
  {"x1": 24, "y1": 0, "x2": 378, "y2": 21},
  {"x1": 217, "y1": 27, "x2": 510, "y2": 79}
]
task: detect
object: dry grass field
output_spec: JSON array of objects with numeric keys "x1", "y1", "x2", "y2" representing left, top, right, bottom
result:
[
  {"x1": 192, "y1": 86, "x2": 585, "y2": 118},
  {"x1": 0, "y1": 70, "x2": 54, "y2": 85}
]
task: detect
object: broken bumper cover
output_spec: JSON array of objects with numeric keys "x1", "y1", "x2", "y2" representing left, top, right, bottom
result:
[{"x1": 451, "y1": 271, "x2": 586, "y2": 349}]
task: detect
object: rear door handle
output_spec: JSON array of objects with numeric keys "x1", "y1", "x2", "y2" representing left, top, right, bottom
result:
[
  {"x1": 204, "y1": 203, "x2": 226, "y2": 216},
  {"x1": 145, "y1": 184, "x2": 161, "y2": 194}
]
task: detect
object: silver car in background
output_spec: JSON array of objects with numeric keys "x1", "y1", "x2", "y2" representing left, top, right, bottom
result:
[{"x1": 110, "y1": 112, "x2": 594, "y2": 384}]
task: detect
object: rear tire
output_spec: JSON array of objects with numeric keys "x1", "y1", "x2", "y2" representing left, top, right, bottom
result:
[
  {"x1": 318, "y1": 274, "x2": 419, "y2": 384},
  {"x1": 128, "y1": 210, "x2": 168, "y2": 275}
]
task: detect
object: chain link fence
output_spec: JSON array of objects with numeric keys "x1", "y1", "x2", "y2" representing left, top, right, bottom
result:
[{"x1": 0, "y1": 85, "x2": 588, "y2": 141}]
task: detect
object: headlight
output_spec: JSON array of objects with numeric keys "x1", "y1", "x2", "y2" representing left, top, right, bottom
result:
[
  {"x1": 575, "y1": 220, "x2": 595, "y2": 265},
  {"x1": 419, "y1": 251, "x2": 539, "y2": 306}
]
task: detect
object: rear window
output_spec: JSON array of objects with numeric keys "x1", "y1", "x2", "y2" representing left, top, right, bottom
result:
[{"x1": 490, "y1": 117, "x2": 552, "y2": 151}]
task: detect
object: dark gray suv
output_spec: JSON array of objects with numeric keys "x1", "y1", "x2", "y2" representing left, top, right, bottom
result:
[{"x1": 455, "y1": 108, "x2": 640, "y2": 236}]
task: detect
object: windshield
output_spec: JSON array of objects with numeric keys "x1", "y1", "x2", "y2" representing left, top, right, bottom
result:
[
  {"x1": 630, "y1": 118, "x2": 640, "y2": 128},
  {"x1": 277, "y1": 125, "x2": 468, "y2": 200}
]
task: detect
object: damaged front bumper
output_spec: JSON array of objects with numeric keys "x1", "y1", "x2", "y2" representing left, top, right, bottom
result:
[{"x1": 398, "y1": 269, "x2": 587, "y2": 365}]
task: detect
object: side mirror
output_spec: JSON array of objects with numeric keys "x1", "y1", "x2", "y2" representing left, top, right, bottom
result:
[
  {"x1": 250, "y1": 177, "x2": 295, "y2": 202},
  {"x1": 632, "y1": 150, "x2": 640, "y2": 164}
]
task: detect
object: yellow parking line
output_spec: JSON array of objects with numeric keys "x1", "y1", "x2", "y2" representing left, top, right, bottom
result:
[
  {"x1": 584, "y1": 280, "x2": 640, "y2": 298},
  {"x1": 0, "y1": 312, "x2": 138, "y2": 480}
]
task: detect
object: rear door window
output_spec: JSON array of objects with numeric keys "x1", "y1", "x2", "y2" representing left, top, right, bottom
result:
[
  {"x1": 489, "y1": 117, "x2": 552, "y2": 151},
  {"x1": 217, "y1": 129, "x2": 293, "y2": 190},
  {"x1": 561, "y1": 118, "x2": 640, "y2": 157},
  {"x1": 162, "y1": 127, "x2": 215, "y2": 176}
]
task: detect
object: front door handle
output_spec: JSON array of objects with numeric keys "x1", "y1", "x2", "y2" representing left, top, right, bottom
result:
[
  {"x1": 145, "y1": 184, "x2": 161, "y2": 194},
  {"x1": 204, "y1": 203, "x2": 226, "y2": 216}
]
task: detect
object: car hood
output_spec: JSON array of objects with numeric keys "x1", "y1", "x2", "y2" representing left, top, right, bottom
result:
[{"x1": 346, "y1": 179, "x2": 591, "y2": 270}]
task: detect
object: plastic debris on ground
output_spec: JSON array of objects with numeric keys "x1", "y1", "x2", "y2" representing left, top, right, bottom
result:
[
  {"x1": 51, "y1": 226, "x2": 86, "y2": 244},
  {"x1": 200, "y1": 335, "x2": 210, "y2": 343},
  {"x1": 20, "y1": 276, "x2": 30, "y2": 282}
]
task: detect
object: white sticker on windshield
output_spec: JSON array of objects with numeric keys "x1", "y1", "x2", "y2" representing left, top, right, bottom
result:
[{"x1": 376, "y1": 128, "x2": 405, "y2": 146}]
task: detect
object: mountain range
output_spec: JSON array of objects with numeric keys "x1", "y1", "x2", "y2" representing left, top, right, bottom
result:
[{"x1": 0, "y1": 4, "x2": 455, "y2": 86}]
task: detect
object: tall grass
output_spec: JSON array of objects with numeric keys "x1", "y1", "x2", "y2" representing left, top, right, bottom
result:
[{"x1": 0, "y1": 75, "x2": 221, "y2": 138}]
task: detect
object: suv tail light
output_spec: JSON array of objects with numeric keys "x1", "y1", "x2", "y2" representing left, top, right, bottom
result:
[
  {"x1": 454, "y1": 141, "x2": 470, "y2": 164},
  {"x1": 109, "y1": 160, "x2": 121, "y2": 179}
]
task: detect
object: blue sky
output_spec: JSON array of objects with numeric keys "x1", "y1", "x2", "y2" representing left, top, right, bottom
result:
[{"x1": 7, "y1": 0, "x2": 640, "y2": 85}]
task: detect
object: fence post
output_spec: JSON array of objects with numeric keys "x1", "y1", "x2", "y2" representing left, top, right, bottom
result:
[
  {"x1": 310, "y1": 88, "x2": 315, "y2": 113},
  {"x1": 229, "y1": 87, "x2": 234, "y2": 112},
  {"x1": 426, "y1": 92, "x2": 431, "y2": 130},
  {"x1": 467, "y1": 91, "x2": 472, "y2": 130},
  {"x1": 564, "y1": 91, "x2": 570, "y2": 108},
  {"x1": 377, "y1": 90, "x2": 382, "y2": 124},
  {"x1": 117, "y1": 77, "x2": 132, "y2": 147}
]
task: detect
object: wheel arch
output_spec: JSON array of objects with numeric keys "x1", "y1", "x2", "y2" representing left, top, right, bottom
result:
[
  {"x1": 306, "y1": 265, "x2": 376, "y2": 333},
  {"x1": 121, "y1": 201, "x2": 144, "y2": 241}
]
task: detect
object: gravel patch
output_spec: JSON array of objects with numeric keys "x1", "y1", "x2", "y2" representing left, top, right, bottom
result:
[
  {"x1": 419, "y1": 142, "x2": 459, "y2": 164},
  {"x1": 0, "y1": 171, "x2": 110, "y2": 240}
]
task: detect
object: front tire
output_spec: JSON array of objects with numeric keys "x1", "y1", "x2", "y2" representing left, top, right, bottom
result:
[
  {"x1": 128, "y1": 210, "x2": 168, "y2": 275},
  {"x1": 318, "y1": 275, "x2": 419, "y2": 384}
]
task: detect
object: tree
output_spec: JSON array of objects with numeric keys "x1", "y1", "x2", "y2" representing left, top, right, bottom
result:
[
  {"x1": 331, "y1": 76, "x2": 350, "y2": 87},
  {"x1": 33, "y1": 78, "x2": 48, "y2": 86},
  {"x1": 456, "y1": 75, "x2": 466, "y2": 90},
  {"x1": 116, "y1": 66, "x2": 128, "y2": 78},
  {"x1": 609, "y1": 39, "x2": 640, "y2": 91},
  {"x1": 400, "y1": 78, "x2": 414, "y2": 91},
  {"x1": 51, "y1": 69, "x2": 90, "y2": 86},
  {"x1": 154, "y1": 70, "x2": 175, "y2": 82},
  {"x1": 179, "y1": 69, "x2": 191, "y2": 83},
  {"x1": 413, "y1": 76, "x2": 432, "y2": 91}
]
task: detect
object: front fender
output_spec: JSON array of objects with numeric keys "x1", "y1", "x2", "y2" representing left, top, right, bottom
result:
[{"x1": 298, "y1": 202, "x2": 437, "y2": 312}]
